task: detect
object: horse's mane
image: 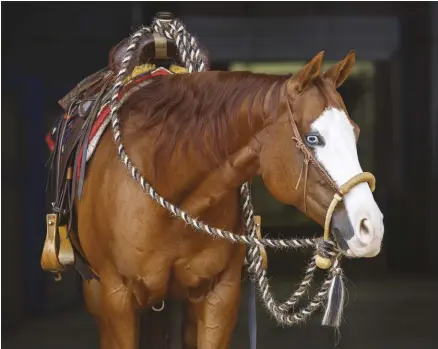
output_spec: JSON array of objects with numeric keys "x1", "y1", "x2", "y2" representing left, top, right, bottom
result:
[{"x1": 120, "y1": 71, "x2": 289, "y2": 170}]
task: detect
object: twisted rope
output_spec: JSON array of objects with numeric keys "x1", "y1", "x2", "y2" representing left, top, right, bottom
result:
[
  {"x1": 107, "y1": 16, "x2": 344, "y2": 327},
  {"x1": 240, "y1": 182, "x2": 340, "y2": 325}
]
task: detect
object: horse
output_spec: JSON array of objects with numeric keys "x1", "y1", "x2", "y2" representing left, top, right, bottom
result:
[{"x1": 76, "y1": 50, "x2": 384, "y2": 349}]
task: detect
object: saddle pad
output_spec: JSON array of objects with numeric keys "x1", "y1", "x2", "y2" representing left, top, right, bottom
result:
[{"x1": 46, "y1": 66, "x2": 175, "y2": 179}]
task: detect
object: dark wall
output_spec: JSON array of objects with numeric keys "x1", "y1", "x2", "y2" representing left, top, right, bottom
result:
[
  {"x1": 395, "y1": 4, "x2": 433, "y2": 272},
  {"x1": 2, "y1": 91, "x2": 24, "y2": 327}
]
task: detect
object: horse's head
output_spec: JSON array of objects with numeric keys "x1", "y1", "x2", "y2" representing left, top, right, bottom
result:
[{"x1": 259, "y1": 51, "x2": 384, "y2": 258}]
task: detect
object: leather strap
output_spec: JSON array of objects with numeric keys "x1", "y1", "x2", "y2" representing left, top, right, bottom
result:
[
  {"x1": 76, "y1": 77, "x2": 112, "y2": 200},
  {"x1": 153, "y1": 33, "x2": 168, "y2": 59},
  {"x1": 286, "y1": 98, "x2": 341, "y2": 214},
  {"x1": 249, "y1": 279, "x2": 257, "y2": 349}
]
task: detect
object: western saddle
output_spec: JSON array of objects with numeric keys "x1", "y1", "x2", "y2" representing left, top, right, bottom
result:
[{"x1": 41, "y1": 22, "x2": 211, "y2": 281}]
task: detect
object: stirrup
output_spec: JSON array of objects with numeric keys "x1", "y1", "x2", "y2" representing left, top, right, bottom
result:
[{"x1": 41, "y1": 213, "x2": 75, "y2": 280}]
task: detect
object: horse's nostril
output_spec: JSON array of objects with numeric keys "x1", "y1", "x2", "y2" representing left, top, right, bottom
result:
[
  {"x1": 360, "y1": 219, "x2": 371, "y2": 234},
  {"x1": 358, "y1": 218, "x2": 374, "y2": 245}
]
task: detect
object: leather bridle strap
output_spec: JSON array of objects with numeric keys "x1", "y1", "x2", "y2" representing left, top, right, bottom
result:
[
  {"x1": 286, "y1": 99, "x2": 376, "y2": 268},
  {"x1": 286, "y1": 100, "x2": 340, "y2": 196}
]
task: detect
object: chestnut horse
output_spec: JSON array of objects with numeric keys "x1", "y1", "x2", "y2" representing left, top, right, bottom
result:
[{"x1": 77, "y1": 51, "x2": 384, "y2": 349}]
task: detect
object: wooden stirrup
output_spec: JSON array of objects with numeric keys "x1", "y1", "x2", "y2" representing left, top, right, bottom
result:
[{"x1": 41, "y1": 213, "x2": 75, "y2": 278}]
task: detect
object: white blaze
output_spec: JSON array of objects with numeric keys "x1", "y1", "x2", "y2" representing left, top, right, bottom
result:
[{"x1": 311, "y1": 107, "x2": 384, "y2": 258}]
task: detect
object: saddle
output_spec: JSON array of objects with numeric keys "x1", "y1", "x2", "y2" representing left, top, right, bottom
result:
[{"x1": 41, "y1": 28, "x2": 211, "y2": 280}]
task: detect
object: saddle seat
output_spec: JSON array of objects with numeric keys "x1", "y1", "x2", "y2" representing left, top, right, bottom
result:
[{"x1": 41, "y1": 30, "x2": 208, "y2": 281}]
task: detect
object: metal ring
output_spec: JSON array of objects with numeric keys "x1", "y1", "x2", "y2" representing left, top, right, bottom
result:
[{"x1": 152, "y1": 300, "x2": 165, "y2": 312}]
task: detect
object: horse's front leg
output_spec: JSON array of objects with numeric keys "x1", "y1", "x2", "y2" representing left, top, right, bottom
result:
[
  {"x1": 196, "y1": 245, "x2": 245, "y2": 349},
  {"x1": 90, "y1": 274, "x2": 140, "y2": 349}
]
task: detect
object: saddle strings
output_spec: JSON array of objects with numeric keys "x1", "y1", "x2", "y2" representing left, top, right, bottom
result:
[{"x1": 107, "y1": 16, "x2": 359, "y2": 327}]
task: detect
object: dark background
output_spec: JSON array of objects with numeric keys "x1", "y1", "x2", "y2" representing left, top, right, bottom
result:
[{"x1": 2, "y1": 2, "x2": 438, "y2": 349}]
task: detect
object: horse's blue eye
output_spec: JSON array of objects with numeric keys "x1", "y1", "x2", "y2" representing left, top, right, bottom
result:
[{"x1": 306, "y1": 135, "x2": 319, "y2": 145}]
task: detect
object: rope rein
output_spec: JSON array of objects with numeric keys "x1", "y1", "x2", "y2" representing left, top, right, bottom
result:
[{"x1": 106, "y1": 16, "x2": 367, "y2": 327}]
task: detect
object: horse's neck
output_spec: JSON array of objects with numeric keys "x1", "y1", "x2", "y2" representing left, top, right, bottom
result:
[
  {"x1": 130, "y1": 74, "x2": 278, "y2": 218},
  {"x1": 177, "y1": 141, "x2": 262, "y2": 218},
  {"x1": 142, "y1": 111, "x2": 263, "y2": 219}
]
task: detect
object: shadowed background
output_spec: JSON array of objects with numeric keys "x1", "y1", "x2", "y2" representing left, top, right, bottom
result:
[{"x1": 2, "y1": 2, "x2": 438, "y2": 348}]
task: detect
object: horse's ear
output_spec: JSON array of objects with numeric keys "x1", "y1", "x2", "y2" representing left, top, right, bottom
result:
[
  {"x1": 290, "y1": 51, "x2": 325, "y2": 92},
  {"x1": 323, "y1": 50, "x2": 356, "y2": 88}
]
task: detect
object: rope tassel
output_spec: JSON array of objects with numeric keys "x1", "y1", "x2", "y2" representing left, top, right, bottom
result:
[{"x1": 322, "y1": 266, "x2": 345, "y2": 328}]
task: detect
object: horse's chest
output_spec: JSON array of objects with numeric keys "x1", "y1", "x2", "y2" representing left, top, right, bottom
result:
[
  {"x1": 174, "y1": 236, "x2": 235, "y2": 289},
  {"x1": 131, "y1": 238, "x2": 235, "y2": 308},
  {"x1": 132, "y1": 193, "x2": 241, "y2": 303},
  {"x1": 170, "y1": 200, "x2": 241, "y2": 289}
]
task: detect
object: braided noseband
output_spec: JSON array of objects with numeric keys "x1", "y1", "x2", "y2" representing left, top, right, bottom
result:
[{"x1": 106, "y1": 16, "x2": 376, "y2": 328}]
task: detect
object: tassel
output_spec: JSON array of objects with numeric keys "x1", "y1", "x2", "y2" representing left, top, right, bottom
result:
[{"x1": 322, "y1": 270, "x2": 345, "y2": 327}]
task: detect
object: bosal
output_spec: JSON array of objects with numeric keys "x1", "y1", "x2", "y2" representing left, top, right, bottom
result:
[{"x1": 108, "y1": 15, "x2": 376, "y2": 328}]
